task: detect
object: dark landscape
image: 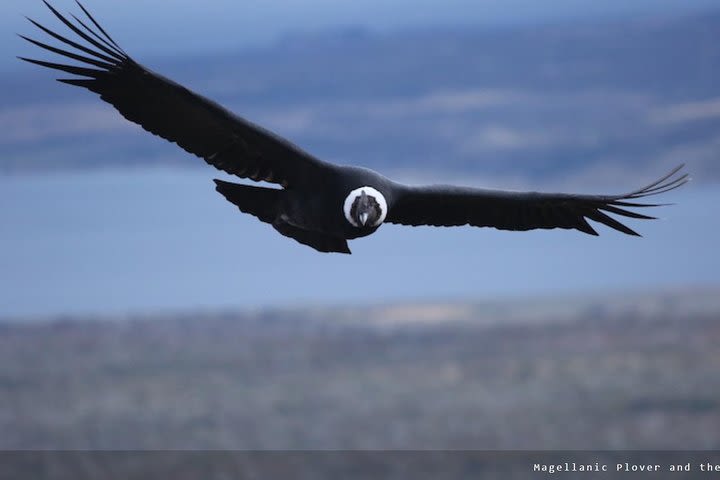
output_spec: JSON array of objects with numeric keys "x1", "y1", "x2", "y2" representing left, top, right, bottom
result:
[{"x1": 2, "y1": 288, "x2": 718, "y2": 450}]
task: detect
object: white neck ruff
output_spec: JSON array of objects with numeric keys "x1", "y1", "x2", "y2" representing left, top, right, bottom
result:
[{"x1": 343, "y1": 186, "x2": 387, "y2": 227}]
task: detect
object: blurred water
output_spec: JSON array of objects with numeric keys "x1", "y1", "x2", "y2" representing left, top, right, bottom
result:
[{"x1": 0, "y1": 168, "x2": 718, "y2": 318}]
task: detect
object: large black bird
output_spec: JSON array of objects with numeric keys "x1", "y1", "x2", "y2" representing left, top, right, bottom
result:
[{"x1": 20, "y1": 2, "x2": 688, "y2": 254}]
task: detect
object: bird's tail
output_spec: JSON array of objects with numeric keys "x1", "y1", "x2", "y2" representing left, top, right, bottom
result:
[{"x1": 213, "y1": 180, "x2": 280, "y2": 224}]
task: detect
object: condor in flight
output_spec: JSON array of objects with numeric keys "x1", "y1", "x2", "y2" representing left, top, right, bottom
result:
[{"x1": 20, "y1": 1, "x2": 688, "y2": 254}]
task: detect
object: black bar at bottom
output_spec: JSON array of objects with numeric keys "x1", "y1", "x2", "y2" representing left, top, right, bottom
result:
[{"x1": 1, "y1": 451, "x2": 719, "y2": 479}]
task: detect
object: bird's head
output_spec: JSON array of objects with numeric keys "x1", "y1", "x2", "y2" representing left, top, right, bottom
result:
[{"x1": 343, "y1": 186, "x2": 387, "y2": 228}]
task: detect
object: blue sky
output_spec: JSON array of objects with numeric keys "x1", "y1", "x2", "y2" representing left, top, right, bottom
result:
[{"x1": 5, "y1": 0, "x2": 720, "y2": 71}]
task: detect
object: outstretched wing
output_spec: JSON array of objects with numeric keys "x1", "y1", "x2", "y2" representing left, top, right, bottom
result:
[
  {"x1": 19, "y1": 1, "x2": 333, "y2": 187},
  {"x1": 387, "y1": 165, "x2": 688, "y2": 236}
]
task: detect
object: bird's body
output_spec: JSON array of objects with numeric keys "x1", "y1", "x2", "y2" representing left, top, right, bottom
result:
[
  {"x1": 20, "y1": 2, "x2": 688, "y2": 254},
  {"x1": 215, "y1": 165, "x2": 396, "y2": 252}
]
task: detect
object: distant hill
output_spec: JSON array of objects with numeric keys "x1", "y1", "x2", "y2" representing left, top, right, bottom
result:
[
  {"x1": 3, "y1": 10, "x2": 719, "y2": 185},
  {"x1": 1, "y1": 288, "x2": 719, "y2": 449}
]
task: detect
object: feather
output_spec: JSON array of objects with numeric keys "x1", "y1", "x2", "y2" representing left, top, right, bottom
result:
[
  {"x1": 583, "y1": 209, "x2": 641, "y2": 236},
  {"x1": 18, "y1": 57, "x2": 103, "y2": 78},
  {"x1": 57, "y1": 78, "x2": 96, "y2": 88},
  {"x1": 75, "y1": 0, "x2": 128, "y2": 55},
  {"x1": 598, "y1": 204, "x2": 656, "y2": 220},
  {"x1": 18, "y1": 35, "x2": 115, "y2": 70},
  {"x1": 25, "y1": 17, "x2": 122, "y2": 64},
  {"x1": 70, "y1": 13, "x2": 125, "y2": 58},
  {"x1": 41, "y1": 0, "x2": 126, "y2": 63},
  {"x1": 625, "y1": 163, "x2": 685, "y2": 196}
]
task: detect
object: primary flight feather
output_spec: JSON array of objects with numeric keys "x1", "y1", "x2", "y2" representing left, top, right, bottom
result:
[{"x1": 20, "y1": 1, "x2": 688, "y2": 254}]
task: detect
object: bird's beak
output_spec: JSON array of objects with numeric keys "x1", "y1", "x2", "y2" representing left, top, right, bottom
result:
[{"x1": 360, "y1": 212, "x2": 369, "y2": 226}]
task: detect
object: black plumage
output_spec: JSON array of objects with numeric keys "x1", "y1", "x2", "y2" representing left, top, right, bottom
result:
[{"x1": 20, "y1": 2, "x2": 689, "y2": 254}]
